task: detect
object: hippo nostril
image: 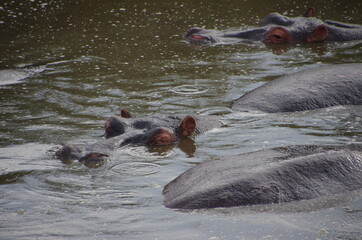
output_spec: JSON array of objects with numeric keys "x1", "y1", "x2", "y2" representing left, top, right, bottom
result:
[
  {"x1": 185, "y1": 28, "x2": 203, "y2": 38},
  {"x1": 192, "y1": 35, "x2": 209, "y2": 40}
]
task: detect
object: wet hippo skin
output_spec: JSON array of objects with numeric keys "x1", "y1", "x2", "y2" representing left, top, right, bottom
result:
[
  {"x1": 185, "y1": 8, "x2": 362, "y2": 45},
  {"x1": 231, "y1": 63, "x2": 362, "y2": 113},
  {"x1": 163, "y1": 145, "x2": 362, "y2": 209}
]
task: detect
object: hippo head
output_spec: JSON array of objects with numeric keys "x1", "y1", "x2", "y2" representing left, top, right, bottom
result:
[
  {"x1": 262, "y1": 8, "x2": 329, "y2": 43},
  {"x1": 104, "y1": 109, "x2": 197, "y2": 146},
  {"x1": 56, "y1": 109, "x2": 199, "y2": 165},
  {"x1": 184, "y1": 8, "x2": 337, "y2": 45}
]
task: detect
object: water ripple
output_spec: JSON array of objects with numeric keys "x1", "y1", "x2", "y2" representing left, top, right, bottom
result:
[
  {"x1": 109, "y1": 162, "x2": 162, "y2": 176},
  {"x1": 170, "y1": 85, "x2": 208, "y2": 95},
  {"x1": 123, "y1": 146, "x2": 176, "y2": 159}
]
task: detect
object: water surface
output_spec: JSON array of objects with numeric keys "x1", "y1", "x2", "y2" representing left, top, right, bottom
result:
[{"x1": 1, "y1": 0, "x2": 362, "y2": 239}]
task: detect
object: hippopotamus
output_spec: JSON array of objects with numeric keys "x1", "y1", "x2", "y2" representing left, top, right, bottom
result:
[
  {"x1": 56, "y1": 111, "x2": 221, "y2": 164},
  {"x1": 185, "y1": 8, "x2": 362, "y2": 45},
  {"x1": 163, "y1": 144, "x2": 362, "y2": 209},
  {"x1": 231, "y1": 63, "x2": 362, "y2": 113}
]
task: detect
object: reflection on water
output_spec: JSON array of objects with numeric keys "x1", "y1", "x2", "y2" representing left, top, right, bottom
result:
[{"x1": 0, "y1": 0, "x2": 362, "y2": 239}]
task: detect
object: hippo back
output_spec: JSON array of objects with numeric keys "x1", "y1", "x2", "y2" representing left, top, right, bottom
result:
[
  {"x1": 163, "y1": 145, "x2": 362, "y2": 209},
  {"x1": 231, "y1": 64, "x2": 362, "y2": 113}
]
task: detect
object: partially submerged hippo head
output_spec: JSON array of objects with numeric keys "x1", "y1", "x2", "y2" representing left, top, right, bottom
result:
[
  {"x1": 262, "y1": 8, "x2": 329, "y2": 43},
  {"x1": 104, "y1": 109, "x2": 197, "y2": 146},
  {"x1": 185, "y1": 7, "x2": 362, "y2": 45},
  {"x1": 55, "y1": 109, "x2": 209, "y2": 165}
]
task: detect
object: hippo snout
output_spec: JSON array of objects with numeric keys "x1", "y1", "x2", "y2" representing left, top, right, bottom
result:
[
  {"x1": 184, "y1": 28, "x2": 217, "y2": 45},
  {"x1": 56, "y1": 144, "x2": 85, "y2": 161},
  {"x1": 184, "y1": 27, "x2": 204, "y2": 38}
]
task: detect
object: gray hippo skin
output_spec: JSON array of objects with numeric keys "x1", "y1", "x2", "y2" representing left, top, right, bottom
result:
[
  {"x1": 163, "y1": 145, "x2": 362, "y2": 209},
  {"x1": 185, "y1": 8, "x2": 362, "y2": 45},
  {"x1": 232, "y1": 63, "x2": 362, "y2": 113},
  {"x1": 56, "y1": 112, "x2": 221, "y2": 163}
]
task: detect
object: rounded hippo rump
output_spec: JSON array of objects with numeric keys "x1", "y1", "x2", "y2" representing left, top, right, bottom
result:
[
  {"x1": 231, "y1": 63, "x2": 362, "y2": 113},
  {"x1": 185, "y1": 8, "x2": 362, "y2": 45},
  {"x1": 163, "y1": 145, "x2": 362, "y2": 209}
]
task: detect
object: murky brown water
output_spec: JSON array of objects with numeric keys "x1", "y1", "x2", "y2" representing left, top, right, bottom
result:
[{"x1": 1, "y1": 0, "x2": 362, "y2": 239}]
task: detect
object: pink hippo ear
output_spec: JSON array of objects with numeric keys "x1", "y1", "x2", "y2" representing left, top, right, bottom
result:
[
  {"x1": 178, "y1": 116, "x2": 197, "y2": 138},
  {"x1": 263, "y1": 27, "x2": 293, "y2": 43},
  {"x1": 120, "y1": 109, "x2": 133, "y2": 118},
  {"x1": 306, "y1": 25, "x2": 328, "y2": 42},
  {"x1": 303, "y1": 7, "x2": 315, "y2": 17}
]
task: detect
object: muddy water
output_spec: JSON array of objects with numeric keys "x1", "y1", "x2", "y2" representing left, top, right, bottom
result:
[{"x1": 1, "y1": 0, "x2": 362, "y2": 239}]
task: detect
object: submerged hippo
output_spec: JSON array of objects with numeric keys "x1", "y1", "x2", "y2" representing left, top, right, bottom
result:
[
  {"x1": 232, "y1": 63, "x2": 362, "y2": 113},
  {"x1": 56, "y1": 112, "x2": 221, "y2": 163},
  {"x1": 163, "y1": 144, "x2": 362, "y2": 209},
  {"x1": 185, "y1": 8, "x2": 362, "y2": 45}
]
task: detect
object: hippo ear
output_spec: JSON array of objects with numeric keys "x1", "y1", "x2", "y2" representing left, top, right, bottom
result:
[
  {"x1": 303, "y1": 7, "x2": 315, "y2": 17},
  {"x1": 178, "y1": 116, "x2": 196, "y2": 138},
  {"x1": 306, "y1": 25, "x2": 328, "y2": 42},
  {"x1": 120, "y1": 109, "x2": 133, "y2": 118},
  {"x1": 104, "y1": 116, "x2": 126, "y2": 138}
]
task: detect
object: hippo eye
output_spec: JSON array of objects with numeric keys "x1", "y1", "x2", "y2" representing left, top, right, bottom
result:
[
  {"x1": 263, "y1": 27, "x2": 292, "y2": 43},
  {"x1": 272, "y1": 34, "x2": 282, "y2": 39}
]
